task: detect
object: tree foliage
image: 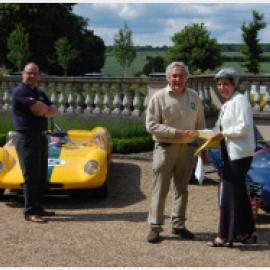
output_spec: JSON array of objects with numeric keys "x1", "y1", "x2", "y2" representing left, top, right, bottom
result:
[
  {"x1": 113, "y1": 23, "x2": 136, "y2": 77},
  {"x1": 55, "y1": 37, "x2": 78, "y2": 75},
  {"x1": 0, "y1": 3, "x2": 105, "y2": 75},
  {"x1": 7, "y1": 24, "x2": 30, "y2": 70},
  {"x1": 241, "y1": 10, "x2": 266, "y2": 74},
  {"x1": 142, "y1": 56, "x2": 165, "y2": 75},
  {"x1": 166, "y1": 23, "x2": 222, "y2": 73}
]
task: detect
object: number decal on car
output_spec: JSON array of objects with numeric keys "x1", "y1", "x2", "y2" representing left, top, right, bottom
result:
[{"x1": 48, "y1": 159, "x2": 65, "y2": 167}]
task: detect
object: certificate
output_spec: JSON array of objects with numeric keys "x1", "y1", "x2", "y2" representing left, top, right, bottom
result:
[{"x1": 194, "y1": 130, "x2": 223, "y2": 156}]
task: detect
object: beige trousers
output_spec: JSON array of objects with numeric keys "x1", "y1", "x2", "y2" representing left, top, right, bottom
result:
[{"x1": 148, "y1": 143, "x2": 195, "y2": 231}]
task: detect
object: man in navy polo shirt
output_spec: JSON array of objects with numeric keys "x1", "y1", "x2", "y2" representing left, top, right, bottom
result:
[{"x1": 12, "y1": 62, "x2": 57, "y2": 223}]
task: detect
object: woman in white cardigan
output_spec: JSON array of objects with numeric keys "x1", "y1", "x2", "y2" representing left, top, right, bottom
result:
[{"x1": 208, "y1": 68, "x2": 256, "y2": 247}]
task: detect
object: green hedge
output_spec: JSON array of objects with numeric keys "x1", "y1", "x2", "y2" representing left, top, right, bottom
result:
[
  {"x1": 113, "y1": 135, "x2": 154, "y2": 153},
  {"x1": 0, "y1": 114, "x2": 153, "y2": 153},
  {"x1": 0, "y1": 134, "x2": 6, "y2": 146}
]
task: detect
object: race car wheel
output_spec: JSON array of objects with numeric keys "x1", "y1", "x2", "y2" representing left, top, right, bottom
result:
[{"x1": 0, "y1": 189, "x2": 5, "y2": 196}]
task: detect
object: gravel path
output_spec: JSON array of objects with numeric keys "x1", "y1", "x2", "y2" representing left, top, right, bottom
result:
[{"x1": 0, "y1": 158, "x2": 270, "y2": 266}]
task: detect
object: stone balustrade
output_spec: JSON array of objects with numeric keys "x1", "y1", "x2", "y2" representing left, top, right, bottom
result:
[
  {"x1": 0, "y1": 76, "x2": 150, "y2": 118},
  {"x1": 1, "y1": 74, "x2": 270, "y2": 139},
  {"x1": 1, "y1": 74, "x2": 270, "y2": 116}
]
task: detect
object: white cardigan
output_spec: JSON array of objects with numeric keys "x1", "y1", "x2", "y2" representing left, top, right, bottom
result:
[{"x1": 215, "y1": 91, "x2": 255, "y2": 161}]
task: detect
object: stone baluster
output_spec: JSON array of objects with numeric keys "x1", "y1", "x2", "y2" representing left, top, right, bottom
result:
[
  {"x1": 75, "y1": 92, "x2": 83, "y2": 114},
  {"x1": 142, "y1": 92, "x2": 149, "y2": 117},
  {"x1": 244, "y1": 81, "x2": 251, "y2": 100},
  {"x1": 259, "y1": 84, "x2": 267, "y2": 112},
  {"x1": 75, "y1": 84, "x2": 84, "y2": 114},
  {"x1": 112, "y1": 84, "x2": 122, "y2": 115},
  {"x1": 66, "y1": 83, "x2": 76, "y2": 114},
  {"x1": 84, "y1": 83, "x2": 93, "y2": 114},
  {"x1": 58, "y1": 82, "x2": 66, "y2": 114},
  {"x1": 50, "y1": 82, "x2": 58, "y2": 108},
  {"x1": 93, "y1": 83, "x2": 102, "y2": 114},
  {"x1": 0, "y1": 82, "x2": 4, "y2": 111},
  {"x1": 203, "y1": 81, "x2": 211, "y2": 113},
  {"x1": 132, "y1": 84, "x2": 142, "y2": 117},
  {"x1": 262, "y1": 84, "x2": 270, "y2": 112},
  {"x1": 3, "y1": 89, "x2": 10, "y2": 111},
  {"x1": 197, "y1": 81, "x2": 204, "y2": 102},
  {"x1": 10, "y1": 81, "x2": 17, "y2": 107},
  {"x1": 250, "y1": 84, "x2": 260, "y2": 112},
  {"x1": 122, "y1": 84, "x2": 131, "y2": 116},
  {"x1": 102, "y1": 83, "x2": 111, "y2": 115},
  {"x1": 2, "y1": 82, "x2": 12, "y2": 111}
]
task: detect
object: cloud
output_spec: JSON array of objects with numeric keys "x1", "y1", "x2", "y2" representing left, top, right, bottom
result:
[{"x1": 73, "y1": 3, "x2": 270, "y2": 46}]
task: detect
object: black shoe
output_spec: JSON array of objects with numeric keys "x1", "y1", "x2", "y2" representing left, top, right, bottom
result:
[
  {"x1": 25, "y1": 214, "x2": 48, "y2": 223},
  {"x1": 147, "y1": 229, "x2": 160, "y2": 243},
  {"x1": 172, "y1": 228, "x2": 195, "y2": 239}
]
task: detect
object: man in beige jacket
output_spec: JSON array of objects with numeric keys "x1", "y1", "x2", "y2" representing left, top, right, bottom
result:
[{"x1": 146, "y1": 61, "x2": 205, "y2": 243}]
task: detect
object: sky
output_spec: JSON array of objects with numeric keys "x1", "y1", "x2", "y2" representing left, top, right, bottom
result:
[{"x1": 73, "y1": 3, "x2": 270, "y2": 46}]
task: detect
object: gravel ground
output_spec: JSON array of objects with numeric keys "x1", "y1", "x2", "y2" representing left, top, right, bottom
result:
[{"x1": 0, "y1": 157, "x2": 270, "y2": 267}]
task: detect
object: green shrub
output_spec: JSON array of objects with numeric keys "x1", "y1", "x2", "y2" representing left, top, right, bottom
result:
[
  {"x1": 0, "y1": 114, "x2": 14, "y2": 134},
  {"x1": 0, "y1": 134, "x2": 6, "y2": 146},
  {"x1": 54, "y1": 115, "x2": 147, "y2": 138},
  {"x1": 113, "y1": 136, "x2": 154, "y2": 153},
  {"x1": 0, "y1": 114, "x2": 152, "y2": 153}
]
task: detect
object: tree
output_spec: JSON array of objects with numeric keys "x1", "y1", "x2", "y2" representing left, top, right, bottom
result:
[
  {"x1": 55, "y1": 37, "x2": 78, "y2": 75},
  {"x1": 7, "y1": 24, "x2": 30, "y2": 70},
  {"x1": 143, "y1": 56, "x2": 165, "y2": 75},
  {"x1": 113, "y1": 23, "x2": 136, "y2": 77},
  {"x1": 0, "y1": 4, "x2": 105, "y2": 75},
  {"x1": 166, "y1": 23, "x2": 222, "y2": 73},
  {"x1": 241, "y1": 10, "x2": 266, "y2": 74}
]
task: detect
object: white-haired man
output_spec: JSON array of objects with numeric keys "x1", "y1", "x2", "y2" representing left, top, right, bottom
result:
[{"x1": 146, "y1": 61, "x2": 206, "y2": 243}]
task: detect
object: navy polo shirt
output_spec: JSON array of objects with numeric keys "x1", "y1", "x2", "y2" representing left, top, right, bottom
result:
[{"x1": 12, "y1": 83, "x2": 52, "y2": 132}]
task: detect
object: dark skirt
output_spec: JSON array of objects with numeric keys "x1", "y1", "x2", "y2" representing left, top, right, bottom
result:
[{"x1": 218, "y1": 141, "x2": 255, "y2": 241}]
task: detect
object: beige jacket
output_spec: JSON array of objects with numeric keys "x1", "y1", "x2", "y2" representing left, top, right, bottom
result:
[{"x1": 146, "y1": 85, "x2": 205, "y2": 143}]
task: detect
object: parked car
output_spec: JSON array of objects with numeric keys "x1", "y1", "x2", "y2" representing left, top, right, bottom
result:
[
  {"x1": 0, "y1": 125, "x2": 112, "y2": 199},
  {"x1": 208, "y1": 142, "x2": 270, "y2": 213},
  {"x1": 81, "y1": 72, "x2": 110, "y2": 77}
]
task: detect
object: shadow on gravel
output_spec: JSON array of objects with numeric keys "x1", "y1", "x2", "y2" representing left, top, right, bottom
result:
[
  {"x1": 41, "y1": 211, "x2": 148, "y2": 222},
  {"x1": 255, "y1": 213, "x2": 270, "y2": 224},
  {"x1": 189, "y1": 177, "x2": 219, "y2": 186},
  {"x1": 1, "y1": 161, "x2": 146, "y2": 211},
  {"x1": 161, "y1": 232, "x2": 217, "y2": 243}
]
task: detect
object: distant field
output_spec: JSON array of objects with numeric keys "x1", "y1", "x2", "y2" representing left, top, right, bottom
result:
[
  {"x1": 102, "y1": 51, "x2": 166, "y2": 77},
  {"x1": 102, "y1": 50, "x2": 270, "y2": 77}
]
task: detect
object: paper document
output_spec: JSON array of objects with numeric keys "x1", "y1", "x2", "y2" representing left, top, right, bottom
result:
[
  {"x1": 176, "y1": 129, "x2": 215, "y2": 144},
  {"x1": 197, "y1": 129, "x2": 215, "y2": 140},
  {"x1": 195, "y1": 156, "x2": 204, "y2": 185},
  {"x1": 194, "y1": 130, "x2": 223, "y2": 156}
]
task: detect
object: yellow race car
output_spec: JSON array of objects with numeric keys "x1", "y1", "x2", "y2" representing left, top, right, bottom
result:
[{"x1": 0, "y1": 126, "x2": 112, "y2": 199}]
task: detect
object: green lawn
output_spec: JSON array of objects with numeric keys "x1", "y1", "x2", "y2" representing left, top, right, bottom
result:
[
  {"x1": 102, "y1": 51, "x2": 166, "y2": 77},
  {"x1": 103, "y1": 50, "x2": 270, "y2": 77}
]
